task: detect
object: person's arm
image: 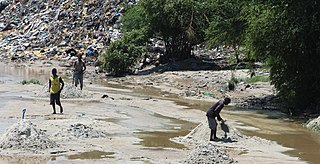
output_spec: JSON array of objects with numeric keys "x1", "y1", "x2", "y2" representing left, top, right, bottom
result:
[
  {"x1": 48, "y1": 79, "x2": 51, "y2": 92},
  {"x1": 83, "y1": 62, "x2": 86, "y2": 72},
  {"x1": 59, "y1": 77, "x2": 64, "y2": 92},
  {"x1": 215, "y1": 104, "x2": 224, "y2": 121},
  {"x1": 217, "y1": 114, "x2": 223, "y2": 121}
]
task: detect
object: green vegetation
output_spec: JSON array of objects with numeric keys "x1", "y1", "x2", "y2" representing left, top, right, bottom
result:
[
  {"x1": 104, "y1": 0, "x2": 320, "y2": 115},
  {"x1": 244, "y1": 0, "x2": 320, "y2": 115},
  {"x1": 205, "y1": 0, "x2": 247, "y2": 63},
  {"x1": 21, "y1": 79, "x2": 41, "y2": 85},
  {"x1": 104, "y1": 29, "x2": 148, "y2": 76},
  {"x1": 245, "y1": 75, "x2": 270, "y2": 84}
]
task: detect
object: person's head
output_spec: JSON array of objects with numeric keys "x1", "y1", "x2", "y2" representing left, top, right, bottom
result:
[
  {"x1": 223, "y1": 97, "x2": 231, "y2": 105},
  {"x1": 78, "y1": 54, "x2": 82, "y2": 61},
  {"x1": 52, "y1": 68, "x2": 57, "y2": 76}
]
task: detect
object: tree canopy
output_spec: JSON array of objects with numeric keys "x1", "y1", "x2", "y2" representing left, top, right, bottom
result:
[
  {"x1": 244, "y1": 0, "x2": 320, "y2": 115},
  {"x1": 104, "y1": 0, "x2": 320, "y2": 115}
]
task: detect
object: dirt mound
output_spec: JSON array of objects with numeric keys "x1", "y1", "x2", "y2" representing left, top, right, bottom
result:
[
  {"x1": 0, "y1": 120, "x2": 57, "y2": 153},
  {"x1": 173, "y1": 121, "x2": 242, "y2": 145},
  {"x1": 306, "y1": 116, "x2": 320, "y2": 132},
  {"x1": 36, "y1": 83, "x2": 90, "y2": 98},
  {"x1": 54, "y1": 123, "x2": 106, "y2": 138},
  {"x1": 184, "y1": 141, "x2": 234, "y2": 164}
]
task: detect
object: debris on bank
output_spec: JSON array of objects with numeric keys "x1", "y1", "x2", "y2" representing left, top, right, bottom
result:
[
  {"x1": 184, "y1": 141, "x2": 234, "y2": 164},
  {"x1": 306, "y1": 116, "x2": 320, "y2": 132},
  {"x1": 54, "y1": 123, "x2": 106, "y2": 138},
  {"x1": 36, "y1": 83, "x2": 90, "y2": 99},
  {"x1": 0, "y1": 0, "x2": 138, "y2": 64},
  {"x1": 0, "y1": 120, "x2": 57, "y2": 153}
]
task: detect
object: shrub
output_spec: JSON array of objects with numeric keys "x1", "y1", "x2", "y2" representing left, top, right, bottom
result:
[
  {"x1": 245, "y1": 75, "x2": 270, "y2": 83},
  {"x1": 103, "y1": 29, "x2": 148, "y2": 76},
  {"x1": 21, "y1": 79, "x2": 41, "y2": 85}
]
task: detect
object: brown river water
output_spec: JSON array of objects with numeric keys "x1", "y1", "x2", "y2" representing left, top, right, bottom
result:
[{"x1": 0, "y1": 63, "x2": 320, "y2": 163}]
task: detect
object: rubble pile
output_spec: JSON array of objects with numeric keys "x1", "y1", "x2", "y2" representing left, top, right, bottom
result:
[
  {"x1": 306, "y1": 116, "x2": 320, "y2": 132},
  {"x1": 54, "y1": 123, "x2": 106, "y2": 138},
  {"x1": 0, "y1": 120, "x2": 57, "y2": 153},
  {"x1": 184, "y1": 141, "x2": 234, "y2": 164},
  {"x1": 36, "y1": 83, "x2": 90, "y2": 98},
  {"x1": 0, "y1": 0, "x2": 137, "y2": 63},
  {"x1": 0, "y1": 0, "x2": 9, "y2": 13}
]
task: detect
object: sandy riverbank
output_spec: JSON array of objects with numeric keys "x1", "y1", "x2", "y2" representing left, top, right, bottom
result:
[{"x1": 0, "y1": 62, "x2": 306, "y2": 163}]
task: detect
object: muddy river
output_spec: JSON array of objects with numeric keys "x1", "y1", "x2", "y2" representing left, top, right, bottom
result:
[{"x1": 0, "y1": 63, "x2": 320, "y2": 163}]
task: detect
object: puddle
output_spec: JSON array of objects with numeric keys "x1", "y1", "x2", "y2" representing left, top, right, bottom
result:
[
  {"x1": 0, "y1": 63, "x2": 49, "y2": 84},
  {"x1": 48, "y1": 151, "x2": 115, "y2": 162},
  {"x1": 96, "y1": 117, "x2": 122, "y2": 124},
  {"x1": 135, "y1": 113, "x2": 197, "y2": 149},
  {"x1": 67, "y1": 151, "x2": 115, "y2": 160}
]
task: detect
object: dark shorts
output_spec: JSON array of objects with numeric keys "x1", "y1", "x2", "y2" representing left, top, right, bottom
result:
[
  {"x1": 74, "y1": 72, "x2": 83, "y2": 86},
  {"x1": 50, "y1": 93, "x2": 61, "y2": 105},
  {"x1": 207, "y1": 116, "x2": 217, "y2": 130}
]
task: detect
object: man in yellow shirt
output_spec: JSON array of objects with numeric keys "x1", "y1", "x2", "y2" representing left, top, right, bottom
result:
[{"x1": 49, "y1": 68, "x2": 64, "y2": 114}]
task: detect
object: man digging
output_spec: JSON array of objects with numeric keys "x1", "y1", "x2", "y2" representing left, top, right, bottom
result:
[{"x1": 206, "y1": 97, "x2": 231, "y2": 141}]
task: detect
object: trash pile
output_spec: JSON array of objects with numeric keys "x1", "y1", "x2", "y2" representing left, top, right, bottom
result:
[
  {"x1": 54, "y1": 123, "x2": 106, "y2": 138},
  {"x1": 36, "y1": 83, "x2": 90, "y2": 98},
  {"x1": 0, "y1": 120, "x2": 57, "y2": 153},
  {"x1": 0, "y1": 0, "x2": 137, "y2": 63},
  {"x1": 184, "y1": 141, "x2": 234, "y2": 164},
  {"x1": 0, "y1": 0, "x2": 9, "y2": 13}
]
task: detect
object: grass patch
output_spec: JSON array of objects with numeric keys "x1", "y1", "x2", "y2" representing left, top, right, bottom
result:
[
  {"x1": 21, "y1": 79, "x2": 41, "y2": 85},
  {"x1": 245, "y1": 75, "x2": 270, "y2": 83}
]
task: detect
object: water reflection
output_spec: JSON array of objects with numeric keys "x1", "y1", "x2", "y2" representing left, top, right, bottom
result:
[
  {"x1": 0, "y1": 63, "x2": 49, "y2": 83},
  {"x1": 67, "y1": 151, "x2": 115, "y2": 159},
  {"x1": 224, "y1": 109, "x2": 320, "y2": 163},
  {"x1": 135, "y1": 113, "x2": 197, "y2": 149}
]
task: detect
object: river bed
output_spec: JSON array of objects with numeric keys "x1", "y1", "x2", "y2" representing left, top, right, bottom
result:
[{"x1": 0, "y1": 62, "x2": 319, "y2": 163}]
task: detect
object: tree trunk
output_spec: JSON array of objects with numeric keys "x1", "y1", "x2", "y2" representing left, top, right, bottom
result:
[{"x1": 162, "y1": 35, "x2": 192, "y2": 63}]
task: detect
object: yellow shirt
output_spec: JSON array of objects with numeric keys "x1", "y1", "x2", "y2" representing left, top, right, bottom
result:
[{"x1": 50, "y1": 76, "x2": 60, "y2": 94}]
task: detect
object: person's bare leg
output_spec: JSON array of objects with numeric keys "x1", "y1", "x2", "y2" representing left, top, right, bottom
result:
[
  {"x1": 213, "y1": 129, "x2": 217, "y2": 139},
  {"x1": 210, "y1": 129, "x2": 214, "y2": 141},
  {"x1": 59, "y1": 105, "x2": 63, "y2": 114},
  {"x1": 52, "y1": 103, "x2": 56, "y2": 114},
  {"x1": 80, "y1": 75, "x2": 83, "y2": 90}
]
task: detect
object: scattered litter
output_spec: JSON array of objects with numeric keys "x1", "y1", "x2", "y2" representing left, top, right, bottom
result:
[
  {"x1": 54, "y1": 123, "x2": 106, "y2": 138},
  {"x1": 184, "y1": 141, "x2": 234, "y2": 164}
]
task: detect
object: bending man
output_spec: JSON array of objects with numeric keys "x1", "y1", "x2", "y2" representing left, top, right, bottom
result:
[{"x1": 206, "y1": 97, "x2": 231, "y2": 141}]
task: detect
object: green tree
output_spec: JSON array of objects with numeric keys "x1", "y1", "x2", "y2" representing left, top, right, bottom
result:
[
  {"x1": 105, "y1": 0, "x2": 214, "y2": 75},
  {"x1": 205, "y1": 0, "x2": 248, "y2": 63},
  {"x1": 104, "y1": 29, "x2": 148, "y2": 76},
  {"x1": 139, "y1": 0, "x2": 211, "y2": 62},
  {"x1": 245, "y1": 0, "x2": 320, "y2": 115}
]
